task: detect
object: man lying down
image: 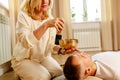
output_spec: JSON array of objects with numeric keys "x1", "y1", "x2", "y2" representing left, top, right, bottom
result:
[{"x1": 63, "y1": 51, "x2": 120, "y2": 80}]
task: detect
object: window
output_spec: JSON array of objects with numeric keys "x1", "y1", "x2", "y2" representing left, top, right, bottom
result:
[
  {"x1": 70, "y1": 0, "x2": 101, "y2": 22},
  {"x1": 0, "y1": 0, "x2": 9, "y2": 9}
]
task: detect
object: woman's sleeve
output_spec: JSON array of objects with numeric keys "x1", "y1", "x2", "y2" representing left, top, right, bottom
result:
[
  {"x1": 49, "y1": 28, "x2": 58, "y2": 52},
  {"x1": 16, "y1": 12, "x2": 38, "y2": 48}
]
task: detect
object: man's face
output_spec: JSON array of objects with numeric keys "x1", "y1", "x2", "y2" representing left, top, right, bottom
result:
[{"x1": 72, "y1": 52, "x2": 93, "y2": 67}]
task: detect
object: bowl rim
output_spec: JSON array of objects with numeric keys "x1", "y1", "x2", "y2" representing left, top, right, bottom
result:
[
  {"x1": 59, "y1": 39, "x2": 78, "y2": 49},
  {"x1": 59, "y1": 39, "x2": 78, "y2": 43}
]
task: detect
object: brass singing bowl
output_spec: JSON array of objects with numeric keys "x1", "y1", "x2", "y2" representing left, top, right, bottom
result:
[{"x1": 59, "y1": 39, "x2": 78, "y2": 49}]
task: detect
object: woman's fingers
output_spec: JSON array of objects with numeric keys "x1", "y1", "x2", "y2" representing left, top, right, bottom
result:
[
  {"x1": 58, "y1": 18, "x2": 65, "y2": 28},
  {"x1": 65, "y1": 48, "x2": 81, "y2": 54},
  {"x1": 55, "y1": 18, "x2": 65, "y2": 32},
  {"x1": 45, "y1": 18, "x2": 65, "y2": 32},
  {"x1": 55, "y1": 23, "x2": 64, "y2": 32}
]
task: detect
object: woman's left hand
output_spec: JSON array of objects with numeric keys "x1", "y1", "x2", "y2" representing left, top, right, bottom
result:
[
  {"x1": 65, "y1": 48, "x2": 80, "y2": 54},
  {"x1": 43, "y1": 18, "x2": 65, "y2": 33},
  {"x1": 59, "y1": 48, "x2": 80, "y2": 55}
]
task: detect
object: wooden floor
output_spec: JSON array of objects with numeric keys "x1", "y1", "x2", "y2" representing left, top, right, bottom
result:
[{"x1": 0, "y1": 70, "x2": 19, "y2": 80}]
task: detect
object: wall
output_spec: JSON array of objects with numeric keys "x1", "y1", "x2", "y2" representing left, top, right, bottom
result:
[{"x1": 0, "y1": 4, "x2": 9, "y2": 16}]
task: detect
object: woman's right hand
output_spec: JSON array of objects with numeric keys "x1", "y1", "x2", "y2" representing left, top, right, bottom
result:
[{"x1": 43, "y1": 18, "x2": 65, "y2": 33}]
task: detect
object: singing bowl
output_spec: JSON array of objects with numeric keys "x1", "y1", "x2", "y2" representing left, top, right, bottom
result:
[{"x1": 59, "y1": 39, "x2": 78, "y2": 49}]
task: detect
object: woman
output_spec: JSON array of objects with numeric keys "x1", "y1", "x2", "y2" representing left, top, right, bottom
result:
[{"x1": 11, "y1": 0, "x2": 71, "y2": 80}]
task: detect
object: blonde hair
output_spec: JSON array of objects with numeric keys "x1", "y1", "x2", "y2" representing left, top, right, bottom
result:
[{"x1": 20, "y1": 0, "x2": 53, "y2": 20}]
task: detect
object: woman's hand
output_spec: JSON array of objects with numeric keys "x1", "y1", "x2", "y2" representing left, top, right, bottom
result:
[
  {"x1": 58, "y1": 48, "x2": 80, "y2": 55},
  {"x1": 43, "y1": 18, "x2": 65, "y2": 33},
  {"x1": 65, "y1": 48, "x2": 80, "y2": 54}
]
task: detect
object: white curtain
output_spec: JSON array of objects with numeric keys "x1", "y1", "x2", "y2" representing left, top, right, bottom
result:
[
  {"x1": 8, "y1": 0, "x2": 19, "y2": 49},
  {"x1": 101, "y1": 0, "x2": 120, "y2": 51},
  {"x1": 58, "y1": 0, "x2": 73, "y2": 39},
  {"x1": 101, "y1": 0, "x2": 113, "y2": 51},
  {"x1": 111, "y1": 0, "x2": 120, "y2": 50}
]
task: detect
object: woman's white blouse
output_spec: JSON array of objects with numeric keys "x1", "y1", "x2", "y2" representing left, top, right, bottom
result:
[{"x1": 12, "y1": 11, "x2": 57, "y2": 62}]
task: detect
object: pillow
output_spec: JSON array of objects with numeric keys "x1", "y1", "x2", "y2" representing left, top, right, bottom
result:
[
  {"x1": 85, "y1": 76, "x2": 103, "y2": 80},
  {"x1": 53, "y1": 75, "x2": 103, "y2": 80},
  {"x1": 52, "y1": 75, "x2": 66, "y2": 80}
]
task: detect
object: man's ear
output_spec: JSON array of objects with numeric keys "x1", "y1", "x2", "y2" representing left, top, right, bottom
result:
[{"x1": 85, "y1": 67, "x2": 91, "y2": 75}]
